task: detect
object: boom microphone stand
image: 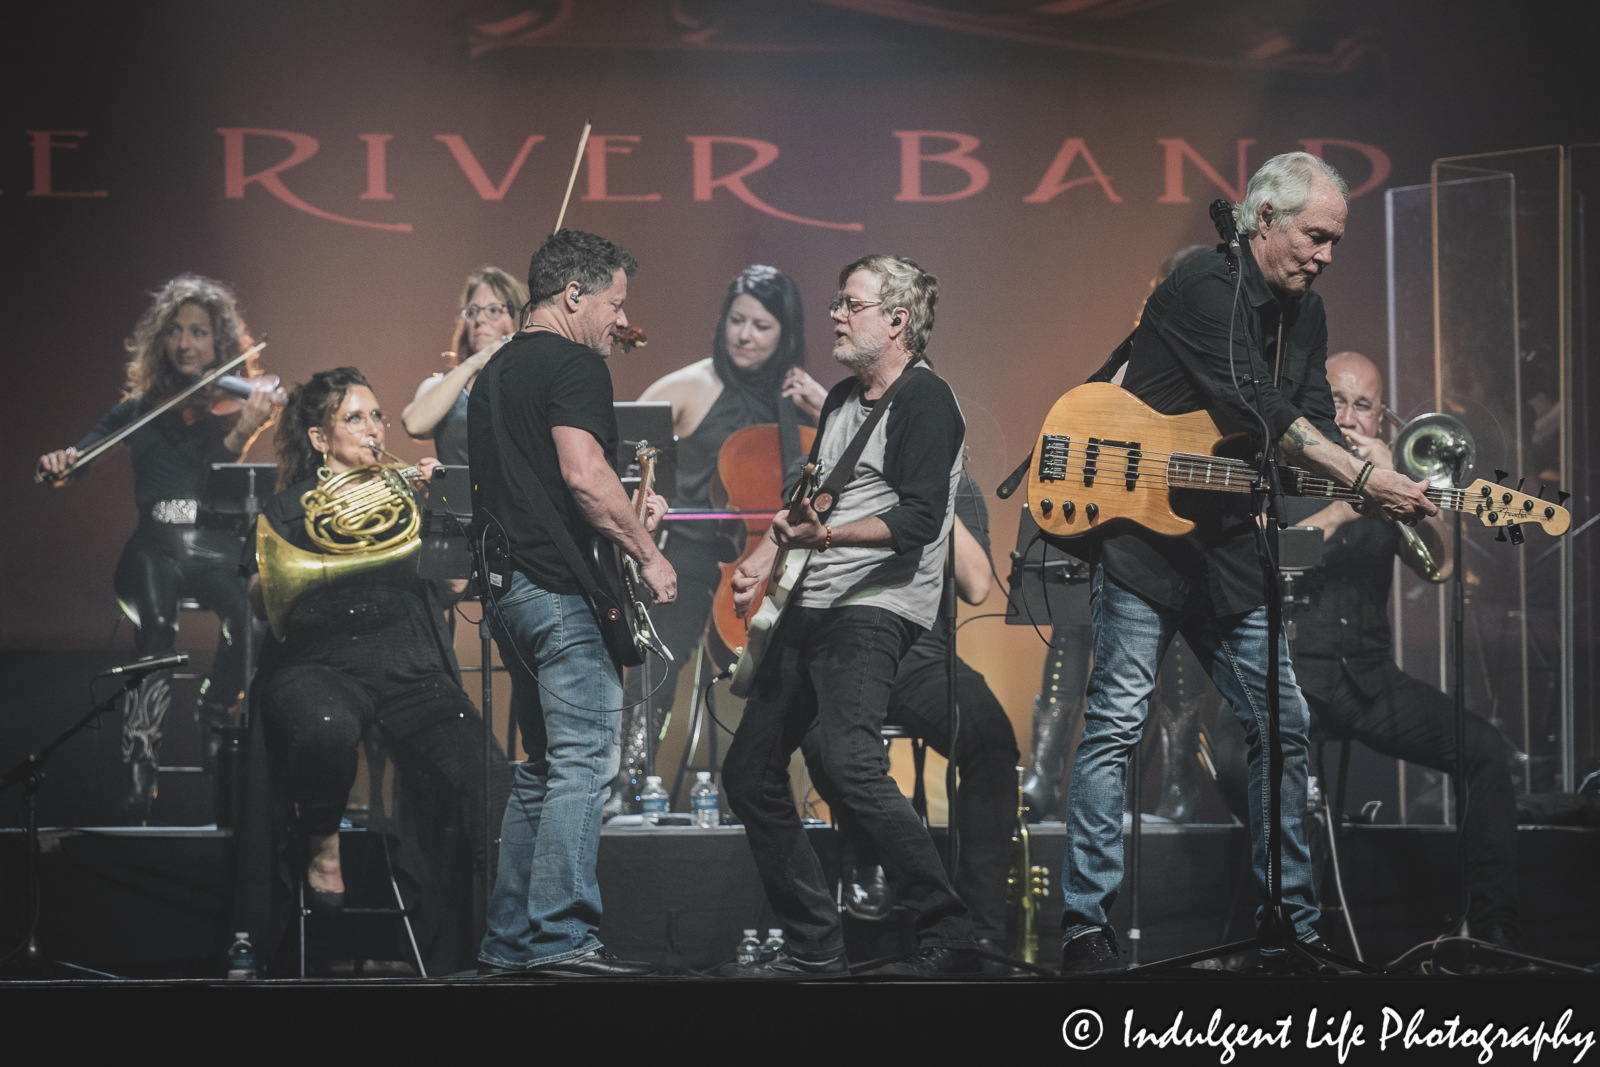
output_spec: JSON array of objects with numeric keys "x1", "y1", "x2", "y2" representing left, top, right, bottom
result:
[{"x1": 0, "y1": 655, "x2": 187, "y2": 977}]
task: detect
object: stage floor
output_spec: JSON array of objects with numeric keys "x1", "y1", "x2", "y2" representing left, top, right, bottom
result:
[{"x1": 2, "y1": 822, "x2": 1595, "y2": 979}]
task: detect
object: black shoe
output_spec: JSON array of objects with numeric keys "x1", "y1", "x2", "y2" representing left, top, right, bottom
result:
[
  {"x1": 1060, "y1": 928, "x2": 1126, "y2": 974},
  {"x1": 867, "y1": 944, "x2": 984, "y2": 977},
  {"x1": 719, "y1": 947, "x2": 849, "y2": 979},
  {"x1": 842, "y1": 864, "x2": 893, "y2": 921},
  {"x1": 527, "y1": 947, "x2": 655, "y2": 977},
  {"x1": 976, "y1": 937, "x2": 1031, "y2": 977}
]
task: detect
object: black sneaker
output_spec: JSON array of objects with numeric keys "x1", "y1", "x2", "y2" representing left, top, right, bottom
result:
[
  {"x1": 1060, "y1": 928, "x2": 1126, "y2": 974},
  {"x1": 526, "y1": 947, "x2": 655, "y2": 977},
  {"x1": 866, "y1": 944, "x2": 984, "y2": 977},
  {"x1": 718, "y1": 947, "x2": 849, "y2": 979}
]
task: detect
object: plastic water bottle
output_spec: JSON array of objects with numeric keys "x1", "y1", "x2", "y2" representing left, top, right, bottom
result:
[
  {"x1": 640, "y1": 775, "x2": 668, "y2": 826},
  {"x1": 690, "y1": 771, "x2": 719, "y2": 828},
  {"x1": 763, "y1": 927, "x2": 785, "y2": 957},
  {"x1": 227, "y1": 932, "x2": 256, "y2": 980},
  {"x1": 736, "y1": 929, "x2": 761, "y2": 965}
]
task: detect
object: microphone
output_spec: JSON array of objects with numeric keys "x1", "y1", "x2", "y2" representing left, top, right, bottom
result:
[
  {"x1": 97, "y1": 653, "x2": 189, "y2": 679},
  {"x1": 1209, "y1": 198, "x2": 1241, "y2": 255}
]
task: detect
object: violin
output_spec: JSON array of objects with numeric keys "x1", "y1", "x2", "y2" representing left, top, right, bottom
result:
[{"x1": 616, "y1": 325, "x2": 648, "y2": 355}]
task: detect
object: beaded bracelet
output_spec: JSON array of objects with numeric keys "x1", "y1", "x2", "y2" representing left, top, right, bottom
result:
[
  {"x1": 1352, "y1": 460, "x2": 1376, "y2": 496},
  {"x1": 821, "y1": 524, "x2": 832, "y2": 552}
]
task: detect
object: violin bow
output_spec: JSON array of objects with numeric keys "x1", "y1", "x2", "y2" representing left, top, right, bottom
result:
[{"x1": 552, "y1": 120, "x2": 591, "y2": 234}]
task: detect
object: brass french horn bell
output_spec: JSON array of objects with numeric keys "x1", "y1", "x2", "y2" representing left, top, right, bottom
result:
[{"x1": 1393, "y1": 412, "x2": 1476, "y2": 489}]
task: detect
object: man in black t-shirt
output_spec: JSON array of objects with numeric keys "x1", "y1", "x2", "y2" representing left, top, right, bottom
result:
[{"x1": 469, "y1": 230, "x2": 675, "y2": 977}]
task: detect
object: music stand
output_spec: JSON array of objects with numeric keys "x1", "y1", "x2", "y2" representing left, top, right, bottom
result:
[
  {"x1": 614, "y1": 402, "x2": 676, "y2": 500},
  {"x1": 419, "y1": 465, "x2": 498, "y2": 926}
]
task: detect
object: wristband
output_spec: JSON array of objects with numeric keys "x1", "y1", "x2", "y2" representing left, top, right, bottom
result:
[{"x1": 1352, "y1": 460, "x2": 1376, "y2": 496}]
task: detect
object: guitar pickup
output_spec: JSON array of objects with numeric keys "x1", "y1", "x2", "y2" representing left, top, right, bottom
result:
[
  {"x1": 1090, "y1": 438, "x2": 1141, "y2": 490},
  {"x1": 1038, "y1": 434, "x2": 1070, "y2": 482},
  {"x1": 1084, "y1": 439, "x2": 1100, "y2": 486}
]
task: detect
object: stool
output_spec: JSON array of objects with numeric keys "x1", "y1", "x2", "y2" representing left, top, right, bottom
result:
[
  {"x1": 297, "y1": 827, "x2": 426, "y2": 978},
  {"x1": 879, "y1": 723, "x2": 929, "y2": 825}
]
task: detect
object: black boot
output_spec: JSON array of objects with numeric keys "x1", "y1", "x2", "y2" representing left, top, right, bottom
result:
[{"x1": 117, "y1": 672, "x2": 171, "y2": 825}]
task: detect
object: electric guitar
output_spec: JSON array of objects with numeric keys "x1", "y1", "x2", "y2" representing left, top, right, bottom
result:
[
  {"x1": 593, "y1": 441, "x2": 672, "y2": 665},
  {"x1": 727, "y1": 461, "x2": 821, "y2": 698},
  {"x1": 1024, "y1": 383, "x2": 1571, "y2": 542}
]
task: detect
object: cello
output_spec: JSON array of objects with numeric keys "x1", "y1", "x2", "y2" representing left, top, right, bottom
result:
[{"x1": 705, "y1": 422, "x2": 816, "y2": 667}]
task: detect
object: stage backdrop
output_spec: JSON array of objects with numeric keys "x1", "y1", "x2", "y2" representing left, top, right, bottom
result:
[{"x1": 3, "y1": 1, "x2": 1593, "y2": 811}]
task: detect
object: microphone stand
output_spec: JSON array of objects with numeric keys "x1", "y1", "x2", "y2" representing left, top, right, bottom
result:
[
  {"x1": 1131, "y1": 379, "x2": 1375, "y2": 975},
  {"x1": 0, "y1": 669, "x2": 172, "y2": 977}
]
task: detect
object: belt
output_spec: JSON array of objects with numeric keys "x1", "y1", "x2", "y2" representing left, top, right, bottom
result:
[{"x1": 150, "y1": 499, "x2": 199, "y2": 525}]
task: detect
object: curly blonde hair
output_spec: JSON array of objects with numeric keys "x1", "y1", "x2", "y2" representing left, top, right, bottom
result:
[
  {"x1": 445, "y1": 266, "x2": 529, "y2": 367},
  {"x1": 123, "y1": 274, "x2": 250, "y2": 409}
]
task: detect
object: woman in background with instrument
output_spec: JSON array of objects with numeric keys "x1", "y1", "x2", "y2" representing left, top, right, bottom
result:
[
  {"x1": 401, "y1": 266, "x2": 529, "y2": 464},
  {"x1": 36, "y1": 274, "x2": 281, "y2": 823},
  {"x1": 245, "y1": 368, "x2": 509, "y2": 962},
  {"x1": 612, "y1": 265, "x2": 826, "y2": 813}
]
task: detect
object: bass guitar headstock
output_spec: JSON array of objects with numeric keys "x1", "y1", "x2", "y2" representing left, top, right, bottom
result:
[{"x1": 1463, "y1": 477, "x2": 1571, "y2": 539}]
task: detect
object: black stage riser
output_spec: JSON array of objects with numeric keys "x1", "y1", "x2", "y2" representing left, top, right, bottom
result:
[{"x1": 2, "y1": 824, "x2": 1595, "y2": 977}]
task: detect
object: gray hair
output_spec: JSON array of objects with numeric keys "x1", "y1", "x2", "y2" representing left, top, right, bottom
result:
[
  {"x1": 1233, "y1": 152, "x2": 1349, "y2": 237},
  {"x1": 838, "y1": 253, "x2": 938, "y2": 359}
]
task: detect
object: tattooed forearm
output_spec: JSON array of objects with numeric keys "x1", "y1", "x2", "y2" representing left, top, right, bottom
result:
[
  {"x1": 1278, "y1": 416, "x2": 1362, "y2": 483},
  {"x1": 1279, "y1": 417, "x2": 1318, "y2": 456}
]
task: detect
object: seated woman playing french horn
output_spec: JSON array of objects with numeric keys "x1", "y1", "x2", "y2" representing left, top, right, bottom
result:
[{"x1": 245, "y1": 367, "x2": 509, "y2": 956}]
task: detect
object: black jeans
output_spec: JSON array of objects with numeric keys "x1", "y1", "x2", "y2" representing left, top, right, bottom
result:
[
  {"x1": 1303, "y1": 659, "x2": 1520, "y2": 931},
  {"x1": 259, "y1": 665, "x2": 511, "y2": 858},
  {"x1": 805, "y1": 651, "x2": 1019, "y2": 942},
  {"x1": 723, "y1": 606, "x2": 974, "y2": 958}
]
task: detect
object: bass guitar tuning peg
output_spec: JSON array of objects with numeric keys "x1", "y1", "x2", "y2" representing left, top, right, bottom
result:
[
  {"x1": 1495, "y1": 529, "x2": 1508, "y2": 543},
  {"x1": 1537, "y1": 483, "x2": 1547, "y2": 499},
  {"x1": 1494, "y1": 468, "x2": 1509, "y2": 484},
  {"x1": 1516, "y1": 476, "x2": 1526, "y2": 492},
  {"x1": 1559, "y1": 490, "x2": 1572, "y2": 506}
]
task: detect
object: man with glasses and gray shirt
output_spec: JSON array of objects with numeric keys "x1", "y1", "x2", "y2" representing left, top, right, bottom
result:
[{"x1": 722, "y1": 254, "x2": 979, "y2": 977}]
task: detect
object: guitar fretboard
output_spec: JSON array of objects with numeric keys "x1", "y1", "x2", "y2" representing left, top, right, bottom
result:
[{"x1": 1165, "y1": 453, "x2": 1256, "y2": 493}]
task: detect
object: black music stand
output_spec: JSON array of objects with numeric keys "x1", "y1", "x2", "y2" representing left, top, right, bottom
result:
[
  {"x1": 615, "y1": 401, "x2": 676, "y2": 500},
  {"x1": 204, "y1": 463, "x2": 275, "y2": 730},
  {"x1": 420, "y1": 465, "x2": 499, "y2": 926}
]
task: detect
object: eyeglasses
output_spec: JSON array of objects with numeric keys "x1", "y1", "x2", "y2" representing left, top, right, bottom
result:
[
  {"x1": 461, "y1": 303, "x2": 511, "y2": 321},
  {"x1": 339, "y1": 410, "x2": 389, "y2": 432},
  {"x1": 827, "y1": 295, "x2": 884, "y2": 317}
]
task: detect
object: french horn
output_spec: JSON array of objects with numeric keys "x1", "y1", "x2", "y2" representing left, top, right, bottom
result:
[{"x1": 256, "y1": 448, "x2": 424, "y2": 640}]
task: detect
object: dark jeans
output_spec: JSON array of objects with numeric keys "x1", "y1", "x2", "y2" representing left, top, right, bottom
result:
[
  {"x1": 1302, "y1": 659, "x2": 1520, "y2": 931},
  {"x1": 723, "y1": 606, "x2": 974, "y2": 959},
  {"x1": 804, "y1": 650, "x2": 1019, "y2": 942},
  {"x1": 258, "y1": 664, "x2": 510, "y2": 858}
]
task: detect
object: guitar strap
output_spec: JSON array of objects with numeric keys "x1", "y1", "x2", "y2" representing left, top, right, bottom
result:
[
  {"x1": 997, "y1": 330, "x2": 1138, "y2": 500},
  {"x1": 483, "y1": 355, "x2": 641, "y2": 668},
  {"x1": 807, "y1": 366, "x2": 928, "y2": 523}
]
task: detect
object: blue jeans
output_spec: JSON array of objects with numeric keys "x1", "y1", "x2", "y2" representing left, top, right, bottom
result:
[
  {"x1": 479, "y1": 572, "x2": 622, "y2": 968},
  {"x1": 1061, "y1": 567, "x2": 1320, "y2": 943}
]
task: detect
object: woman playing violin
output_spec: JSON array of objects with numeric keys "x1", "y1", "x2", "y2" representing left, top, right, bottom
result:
[
  {"x1": 612, "y1": 265, "x2": 827, "y2": 814},
  {"x1": 36, "y1": 274, "x2": 281, "y2": 823},
  {"x1": 401, "y1": 266, "x2": 529, "y2": 464}
]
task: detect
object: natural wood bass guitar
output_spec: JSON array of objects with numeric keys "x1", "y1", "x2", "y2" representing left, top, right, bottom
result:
[
  {"x1": 1024, "y1": 383, "x2": 1570, "y2": 541},
  {"x1": 592, "y1": 441, "x2": 672, "y2": 664}
]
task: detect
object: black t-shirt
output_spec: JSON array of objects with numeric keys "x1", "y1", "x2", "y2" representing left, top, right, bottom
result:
[
  {"x1": 76, "y1": 399, "x2": 240, "y2": 516},
  {"x1": 468, "y1": 330, "x2": 619, "y2": 595}
]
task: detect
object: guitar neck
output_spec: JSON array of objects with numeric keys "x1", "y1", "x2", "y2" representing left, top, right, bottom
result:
[
  {"x1": 768, "y1": 464, "x2": 817, "y2": 583},
  {"x1": 1286, "y1": 471, "x2": 1467, "y2": 513}
]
